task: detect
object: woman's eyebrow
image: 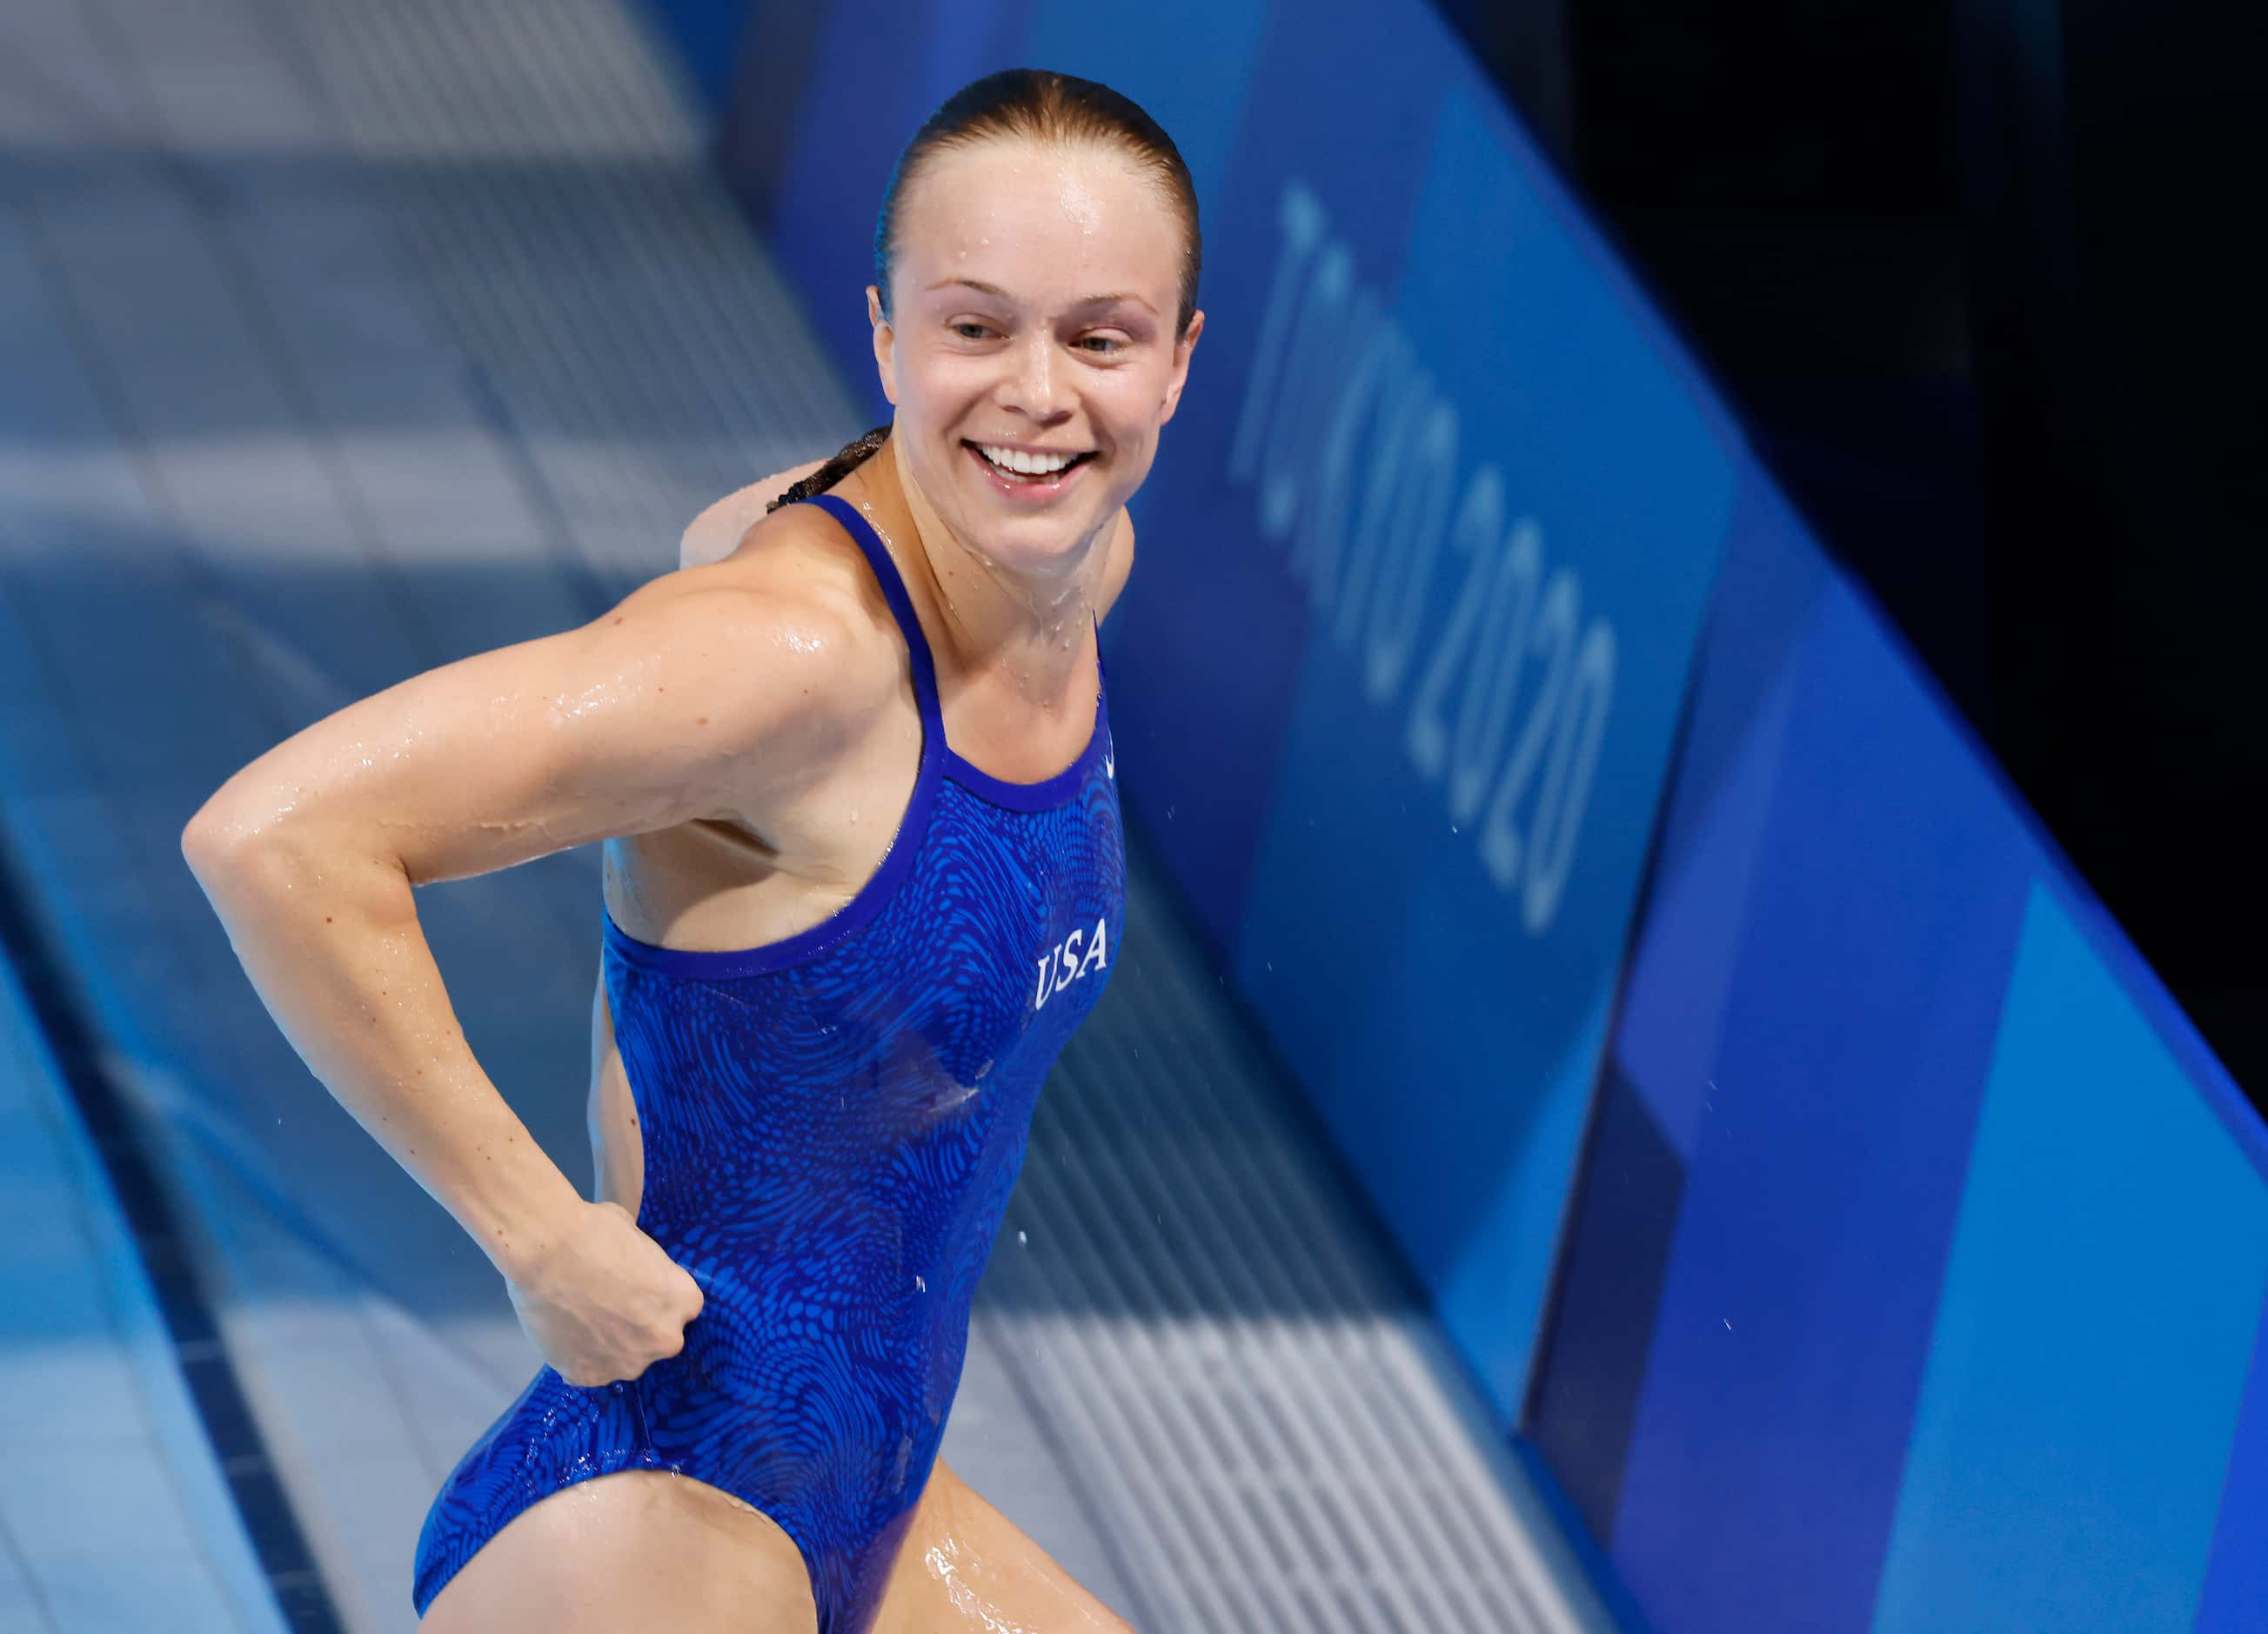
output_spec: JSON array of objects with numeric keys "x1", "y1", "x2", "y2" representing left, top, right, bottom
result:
[
  {"x1": 928, "y1": 278, "x2": 1016, "y2": 301},
  {"x1": 1074, "y1": 291, "x2": 1157, "y2": 316},
  {"x1": 927, "y1": 278, "x2": 1155, "y2": 315}
]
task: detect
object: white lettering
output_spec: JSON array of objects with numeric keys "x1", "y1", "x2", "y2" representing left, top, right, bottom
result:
[
  {"x1": 1033, "y1": 918, "x2": 1114, "y2": 1009},
  {"x1": 1362, "y1": 400, "x2": 1460, "y2": 705},
  {"x1": 1229, "y1": 177, "x2": 1626, "y2": 940},
  {"x1": 1076, "y1": 916, "x2": 1109, "y2": 978},
  {"x1": 1407, "y1": 465, "x2": 1507, "y2": 780}
]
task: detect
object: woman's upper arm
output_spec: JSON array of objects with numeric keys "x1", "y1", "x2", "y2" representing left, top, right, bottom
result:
[
  {"x1": 679, "y1": 460, "x2": 830, "y2": 569},
  {"x1": 184, "y1": 555, "x2": 884, "y2": 887}
]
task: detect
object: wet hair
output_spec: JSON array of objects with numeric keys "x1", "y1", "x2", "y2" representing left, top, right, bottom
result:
[
  {"x1": 768, "y1": 424, "x2": 891, "y2": 513},
  {"x1": 769, "y1": 69, "x2": 1200, "y2": 515},
  {"x1": 878, "y1": 68, "x2": 1201, "y2": 340}
]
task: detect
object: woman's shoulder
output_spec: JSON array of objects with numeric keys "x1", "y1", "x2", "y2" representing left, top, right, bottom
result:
[{"x1": 655, "y1": 498, "x2": 907, "y2": 719}]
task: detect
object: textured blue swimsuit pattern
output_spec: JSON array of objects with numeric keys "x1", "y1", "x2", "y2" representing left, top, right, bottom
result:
[{"x1": 412, "y1": 493, "x2": 1127, "y2": 1631}]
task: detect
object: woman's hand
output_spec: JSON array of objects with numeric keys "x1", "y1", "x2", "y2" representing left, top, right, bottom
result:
[{"x1": 506, "y1": 1200, "x2": 705, "y2": 1387}]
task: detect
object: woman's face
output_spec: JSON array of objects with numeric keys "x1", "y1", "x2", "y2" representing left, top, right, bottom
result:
[{"x1": 870, "y1": 137, "x2": 1201, "y2": 579}]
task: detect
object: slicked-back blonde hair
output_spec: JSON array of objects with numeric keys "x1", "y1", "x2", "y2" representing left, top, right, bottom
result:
[
  {"x1": 876, "y1": 67, "x2": 1201, "y2": 340},
  {"x1": 771, "y1": 68, "x2": 1201, "y2": 515}
]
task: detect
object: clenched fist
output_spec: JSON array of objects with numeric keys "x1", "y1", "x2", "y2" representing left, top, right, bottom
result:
[{"x1": 506, "y1": 1200, "x2": 704, "y2": 1387}]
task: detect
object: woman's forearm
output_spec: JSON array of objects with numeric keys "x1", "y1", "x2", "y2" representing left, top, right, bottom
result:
[{"x1": 182, "y1": 821, "x2": 585, "y2": 1281}]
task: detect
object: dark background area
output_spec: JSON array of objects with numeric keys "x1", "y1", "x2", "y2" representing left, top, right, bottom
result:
[{"x1": 1439, "y1": 0, "x2": 2265, "y2": 1104}]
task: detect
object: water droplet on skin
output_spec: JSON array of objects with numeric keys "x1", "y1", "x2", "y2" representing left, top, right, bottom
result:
[{"x1": 1017, "y1": 1230, "x2": 1028, "y2": 1246}]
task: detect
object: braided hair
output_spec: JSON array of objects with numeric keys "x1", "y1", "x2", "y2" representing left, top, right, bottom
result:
[{"x1": 766, "y1": 424, "x2": 893, "y2": 514}]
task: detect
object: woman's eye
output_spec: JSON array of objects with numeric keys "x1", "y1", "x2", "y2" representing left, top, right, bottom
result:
[
  {"x1": 952, "y1": 322, "x2": 994, "y2": 340},
  {"x1": 1080, "y1": 335, "x2": 1127, "y2": 354}
]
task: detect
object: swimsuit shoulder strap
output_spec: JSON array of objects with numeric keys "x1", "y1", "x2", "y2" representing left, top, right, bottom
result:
[{"x1": 796, "y1": 492, "x2": 945, "y2": 732}]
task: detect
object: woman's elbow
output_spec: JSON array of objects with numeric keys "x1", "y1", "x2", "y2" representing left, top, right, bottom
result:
[
  {"x1": 180, "y1": 787, "x2": 301, "y2": 890},
  {"x1": 182, "y1": 799, "x2": 258, "y2": 891}
]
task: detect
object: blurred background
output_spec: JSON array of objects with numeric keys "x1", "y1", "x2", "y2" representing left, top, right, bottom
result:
[{"x1": 0, "y1": 2, "x2": 2258, "y2": 1631}]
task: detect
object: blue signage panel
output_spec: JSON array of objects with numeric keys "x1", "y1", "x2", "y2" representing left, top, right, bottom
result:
[{"x1": 1226, "y1": 80, "x2": 1736, "y2": 1413}]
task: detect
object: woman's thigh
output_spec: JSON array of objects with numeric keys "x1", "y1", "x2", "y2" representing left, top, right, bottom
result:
[
  {"x1": 870, "y1": 1459, "x2": 1134, "y2": 1633},
  {"x1": 418, "y1": 1468, "x2": 818, "y2": 1634}
]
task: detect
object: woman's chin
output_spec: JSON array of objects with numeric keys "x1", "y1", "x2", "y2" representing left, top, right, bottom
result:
[
  {"x1": 952, "y1": 476, "x2": 1118, "y2": 553},
  {"x1": 953, "y1": 506, "x2": 1110, "y2": 574}
]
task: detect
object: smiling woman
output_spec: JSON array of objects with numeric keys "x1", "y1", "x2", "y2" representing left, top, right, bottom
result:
[
  {"x1": 177, "y1": 65, "x2": 1200, "y2": 1634},
  {"x1": 770, "y1": 70, "x2": 1203, "y2": 576}
]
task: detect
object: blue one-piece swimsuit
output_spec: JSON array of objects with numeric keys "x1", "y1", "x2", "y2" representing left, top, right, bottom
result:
[{"x1": 411, "y1": 492, "x2": 1126, "y2": 1631}]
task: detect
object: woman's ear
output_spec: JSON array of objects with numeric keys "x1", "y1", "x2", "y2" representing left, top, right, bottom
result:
[
  {"x1": 868, "y1": 285, "x2": 899, "y2": 406},
  {"x1": 1158, "y1": 309, "x2": 1204, "y2": 426}
]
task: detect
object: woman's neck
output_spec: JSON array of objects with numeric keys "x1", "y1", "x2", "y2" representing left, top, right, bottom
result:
[{"x1": 847, "y1": 435, "x2": 1105, "y2": 700}]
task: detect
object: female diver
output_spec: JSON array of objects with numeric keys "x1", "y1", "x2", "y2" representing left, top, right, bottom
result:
[{"x1": 182, "y1": 68, "x2": 1202, "y2": 1632}]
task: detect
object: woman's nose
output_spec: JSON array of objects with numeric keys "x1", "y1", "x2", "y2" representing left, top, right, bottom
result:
[{"x1": 1000, "y1": 334, "x2": 1068, "y2": 420}]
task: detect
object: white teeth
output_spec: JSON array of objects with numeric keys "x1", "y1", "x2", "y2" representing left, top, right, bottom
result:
[{"x1": 979, "y1": 444, "x2": 1076, "y2": 476}]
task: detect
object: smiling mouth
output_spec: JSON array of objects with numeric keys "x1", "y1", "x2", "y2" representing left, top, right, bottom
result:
[{"x1": 963, "y1": 441, "x2": 1099, "y2": 484}]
